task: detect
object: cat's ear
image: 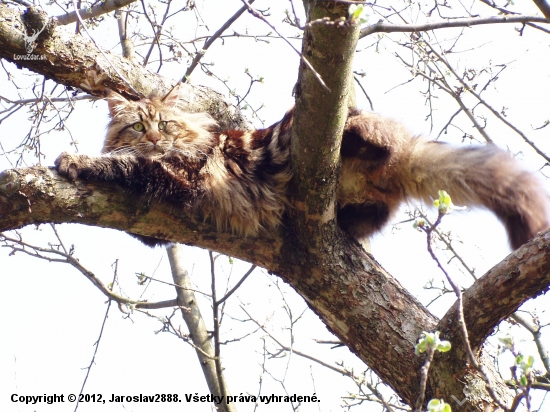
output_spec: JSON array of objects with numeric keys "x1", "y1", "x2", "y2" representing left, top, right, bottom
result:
[
  {"x1": 162, "y1": 84, "x2": 180, "y2": 108},
  {"x1": 106, "y1": 90, "x2": 129, "y2": 117}
]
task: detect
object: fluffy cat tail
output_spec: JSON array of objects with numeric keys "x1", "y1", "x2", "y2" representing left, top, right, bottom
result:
[{"x1": 404, "y1": 139, "x2": 550, "y2": 249}]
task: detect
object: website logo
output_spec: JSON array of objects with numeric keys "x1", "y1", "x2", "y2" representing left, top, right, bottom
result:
[{"x1": 14, "y1": 21, "x2": 47, "y2": 61}]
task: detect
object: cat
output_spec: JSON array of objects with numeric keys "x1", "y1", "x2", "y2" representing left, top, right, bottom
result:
[{"x1": 55, "y1": 86, "x2": 549, "y2": 249}]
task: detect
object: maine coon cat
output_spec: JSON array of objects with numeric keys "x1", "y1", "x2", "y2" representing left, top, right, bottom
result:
[{"x1": 55, "y1": 86, "x2": 549, "y2": 249}]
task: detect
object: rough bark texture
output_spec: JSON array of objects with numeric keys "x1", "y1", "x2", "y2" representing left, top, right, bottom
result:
[{"x1": 1, "y1": 2, "x2": 548, "y2": 410}]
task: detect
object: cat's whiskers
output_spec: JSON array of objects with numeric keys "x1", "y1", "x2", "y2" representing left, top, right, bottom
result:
[
  {"x1": 167, "y1": 146, "x2": 210, "y2": 160},
  {"x1": 108, "y1": 146, "x2": 140, "y2": 156}
]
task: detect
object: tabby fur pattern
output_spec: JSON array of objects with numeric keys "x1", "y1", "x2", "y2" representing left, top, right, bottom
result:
[{"x1": 55, "y1": 87, "x2": 549, "y2": 249}]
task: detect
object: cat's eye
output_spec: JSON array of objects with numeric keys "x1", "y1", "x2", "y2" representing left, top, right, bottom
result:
[
  {"x1": 158, "y1": 121, "x2": 167, "y2": 130},
  {"x1": 133, "y1": 122, "x2": 145, "y2": 132}
]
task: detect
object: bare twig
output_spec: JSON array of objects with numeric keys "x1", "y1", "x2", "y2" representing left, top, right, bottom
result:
[
  {"x1": 209, "y1": 251, "x2": 228, "y2": 407},
  {"x1": 241, "y1": 304, "x2": 398, "y2": 411},
  {"x1": 73, "y1": 261, "x2": 116, "y2": 412},
  {"x1": 217, "y1": 264, "x2": 256, "y2": 305},
  {"x1": 510, "y1": 312, "x2": 550, "y2": 378},
  {"x1": 393, "y1": 49, "x2": 493, "y2": 142},
  {"x1": 420, "y1": 213, "x2": 510, "y2": 410},
  {"x1": 414, "y1": 345, "x2": 435, "y2": 412},
  {"x1": 138, "y1": 273, "x2": 212, "y2": 298},
  {"x1": 141, "y1": 0, "x2": 172, "y2": 68},
  {"x1": 418, "y1": 212, "x2": 477, "y2": 281},
  {"x1": 425, "y1": 43, "x2": 550, "y2": 162},
  {"x1": 479, "y1": 0, "x2": 550, "y2": 33},
  {"x1": 354, "y1": 75, "x2": 374, "y2": 111},
  {"x1": 0, "y1": 94, "x2": 98, "y2": 105},
  {"x1": 0, "y1": 231, "x2": 175, "y2": 309},
  {"x1": 182, "y1": 0, "x2": 256, "y2": 82},
  {"x1": 240, "y1": 0, "x2": 330, "y2": 92}
]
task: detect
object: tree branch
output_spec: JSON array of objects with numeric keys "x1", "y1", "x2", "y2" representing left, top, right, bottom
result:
[
  {"x1": 0, "y1": 231, "x2": 179, "y2": 310},
  {"x1": 533, "y1": 0, "x2": 550, "y2": 20},
  {"x1": 360, "y1": 15, "x2": 549, "y2": 38},
  {"x1": 0, "y1": 166, "x2": 281, "y2": 268},
  {"x1": 1, "y1": 163, "x2": 549, "y2": 409},
  {"x1": 290, "y1": 1, "x2": 359, "y2": 233},
  {"x1": 0, "y1": 164, "x2": 436, "y2": 404},
  {"x1": 439, "y1": 233, "x2": 550, "y2": 351},
  {"x1": 1, "y1": 3, "x2": 549, "y2": 409},
  {"x1": 0, "y1": 4, "x2": 248, "y2": 129},
  {"x1": 167, "y1": 244, "x2": 236, "y2": 412},
  {"x1": 55, "y1": 0, "x2": 139, "y2": 26}
]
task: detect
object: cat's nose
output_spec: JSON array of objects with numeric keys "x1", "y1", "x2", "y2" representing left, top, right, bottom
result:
[{"x1": 147, "y1": 133, "x2": 161, "y2": 145}]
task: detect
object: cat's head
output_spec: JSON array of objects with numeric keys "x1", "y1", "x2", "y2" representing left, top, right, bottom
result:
[{"x1": 103, "y1": 85, "x2": 217, "y2": 159}]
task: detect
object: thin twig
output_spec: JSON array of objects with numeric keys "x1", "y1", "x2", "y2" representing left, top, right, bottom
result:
[
  {"x1": 414, "y1": 345, "x2": 435, "y2": 412},
  {"x1": 141, "y1": 0, "x2": 172, "y2": 68},
  {"x1": 240, "y1": 0, "x2": 330, "y2": 92},
  {"x1": 479, "y1": 0, "x2": 550, "y2": 34},
  {"x1": 241, "y1": 304, "x2": 398, "y2": 411},
  {"x1": 209, "y1": 252, "x2": 229, "y2": 410},
  {"x1": 0, "y1": 232, "x2": 176, "y2": 309},
  {"x1": 426, "y1": 42, "x2": 550, "y2": 161},
  {"x1": 217, "y1": 264, "x2": 256, "y2": 305},
  {"x1": 73, "y1": 261, "x2": 116, "y2": 412},
  {"x1": 182, "y1": 0, "x2": 256, "y2": 82},
  {"x1": 354, "y1": 75, "x2": 374, "y2": 111},
  {"x1": 421, "y1": 213, "x2": 510, "y2": 410},
  {"x1": 510, "y1": 312, "x2": 550, "y2": 377}
]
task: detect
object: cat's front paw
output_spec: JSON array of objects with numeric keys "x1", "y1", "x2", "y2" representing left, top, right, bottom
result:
[{"x1": 55, "y1": 152, "x2": 88, "y2": 181}]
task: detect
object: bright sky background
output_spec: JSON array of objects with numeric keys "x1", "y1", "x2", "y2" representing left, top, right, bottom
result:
[{"x1": 0, "y1": 1, "x2": 549, "y2": 411}]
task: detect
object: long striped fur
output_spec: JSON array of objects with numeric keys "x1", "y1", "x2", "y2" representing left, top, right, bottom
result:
[{"x1": 54, "y1": 88, "x2": 549, "y2": 249}]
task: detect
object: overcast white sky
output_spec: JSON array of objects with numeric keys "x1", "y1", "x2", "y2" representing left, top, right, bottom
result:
[{"x1": 1, "y1": 1, "x2": 549, "y2": 411}]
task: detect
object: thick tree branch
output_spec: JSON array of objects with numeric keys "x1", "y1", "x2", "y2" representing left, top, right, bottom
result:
[
  {"x1": 0, "y1": 4, "x2": 248, "y2": 129},
  {"x1": 290, "y1": 1, "x2": 358, "y2": 232},
  {"x1": 533, "y1": 0, "x2": 550, "y2": 20},
  {"x1": 429, "y1": 234, "x2": 550, "y2": 409},
  {"x1": 1, "y1": 163, "x2": 549, "y2": 409},
  {"x1": 0, "y1": 167, "x2": 282, "y2": 266},
  {"x1": 439, "y1": 233, "x2": 550, "y2": 350},
  {"x1": 55, "y1": 0, "x2": 138, "y2": 26},
  {"x1": 360, "y1": 15, "x2": 549, "y2": 38},
  {"x1": 0, "y1": 165, "x2": 438, "y2": 405}
]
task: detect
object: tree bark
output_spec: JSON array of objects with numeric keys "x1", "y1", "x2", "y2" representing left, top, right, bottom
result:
[{"x1": 2, "y1": 2, "x2": 549, "y2": 410}]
